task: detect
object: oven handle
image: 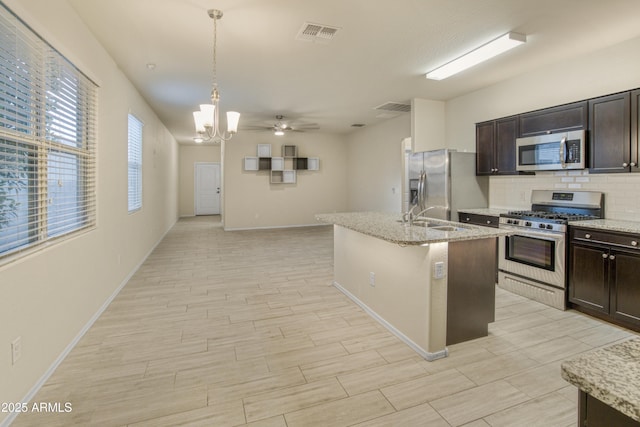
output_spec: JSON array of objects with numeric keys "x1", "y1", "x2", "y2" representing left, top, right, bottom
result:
[{"x1": 499, "y1": 225, "x2": 565, "y2": 242}]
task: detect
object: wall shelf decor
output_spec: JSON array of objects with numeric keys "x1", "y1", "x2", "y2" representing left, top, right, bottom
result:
[{"x1": 243, "y1": 144, "x2": 319, "y2": 184}]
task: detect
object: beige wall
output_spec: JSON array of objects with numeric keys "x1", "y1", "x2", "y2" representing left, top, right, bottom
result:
[
  {"x1": 444, "y1": 35, "x2": 640, "y2": 220},
  {"x1": 345, "y1": 35, "x2": 640, "y2": 220},
  {"x1": 0, "y1": 0, "x2": 179, "y2": 417},
  {"x1": 179, "y1": 145, "x2": 221, "y2": 217},
  {"x1": 223, "y1": 132, "x2": 348, "y2": 229},
  {"x1": 345, "y1": 114, "x2": 411, "y2": 213},
  {"x1": 333, "y1": 226, "x2": 448, "y2": 357},
  {"x1": 446, "y1": 35, "x2": 640, "y2": 153}
]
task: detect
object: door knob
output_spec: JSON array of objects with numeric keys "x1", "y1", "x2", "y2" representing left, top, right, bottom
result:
[
  {"x1": 609, "y1": 255, "x2": 616, "y2": 260},
  {"x1": 602, "y1": 253, "x2": 608, "y2": 259}
]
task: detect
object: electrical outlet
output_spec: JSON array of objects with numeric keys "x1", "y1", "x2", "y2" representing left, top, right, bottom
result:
[
  {"x1": 369, "y1": 272, "x2": 375, "y2": 287},
  {"x1": 11, "y1": 336, "x2": 22, "y2": 365},
  {"x1": 434, "y1": 261, "x2": 445, "y2": 279}
]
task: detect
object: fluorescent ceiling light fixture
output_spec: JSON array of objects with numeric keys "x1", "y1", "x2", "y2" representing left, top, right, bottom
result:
[{"x1": 426, "y1": 32, "x2": 526, "y2": 80}]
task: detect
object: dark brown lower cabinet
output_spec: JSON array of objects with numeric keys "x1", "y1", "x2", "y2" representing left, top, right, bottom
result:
[
  {"x1": 569, "y1": 227, "x2": 640, "y2": 331},
  {"x1": 579, "y1": 391, "x2": 640, "y2": 427},
  {"x1": 446, "y1": 238, "x2": 496, "y2": 345}
]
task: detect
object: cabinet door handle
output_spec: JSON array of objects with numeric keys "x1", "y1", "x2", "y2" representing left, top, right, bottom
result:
[
  {"x1": 602, "y1": 253, "x2": 608, "y2": 259},
  {"x1": 585, "y1": 234, "x2": 591, "y2": 239},
  {"x1": 610, "y1": 255, "x2": 616, "y2": 260},
  {"x1": 631, "y1": 162, "x2": 637, "y2": 167},
  {"x1": 623, "y1": 162, "x2": 629, "y2": 167},
  {"x1": 632, "y1": 241, "x2": 638, "y2": 247},
  {"x1": 486, "y1": 220, "x2": 491, "y2": 224}
]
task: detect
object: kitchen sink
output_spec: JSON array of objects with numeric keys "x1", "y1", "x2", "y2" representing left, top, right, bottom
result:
[
  {"x1": 428, "y1": 225, "x2": 466, "y2": 231},
  {"x1": 397, "y1": 219, "x2": 468, "y2": 231}
]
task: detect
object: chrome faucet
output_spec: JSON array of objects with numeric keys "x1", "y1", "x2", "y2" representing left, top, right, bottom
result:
[
  {"x1": 413, "y1": 206, "x2": 436, "y2": 218},
  {"x1": 402, "y1": 206, "x2": 436, "y2": 226}
]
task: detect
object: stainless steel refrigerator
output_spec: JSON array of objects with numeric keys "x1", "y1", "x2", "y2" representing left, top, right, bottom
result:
[{"x1": 406, "y1": 149, "x2": 488, "y2": 221}]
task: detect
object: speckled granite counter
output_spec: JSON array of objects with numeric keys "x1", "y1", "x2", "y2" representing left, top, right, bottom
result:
[
  {"x1": 315, "y1": 212, "x2": 510, "y2": 246},
  {"x1": 457, "y1": 208, "x2": 511, "y2": 217},
  {"x1": 570, "y1": 219, "x2": 640, "y2": 234},
  {"x1": 561, "y1": 338, "x2": 640, "y2": 422}
]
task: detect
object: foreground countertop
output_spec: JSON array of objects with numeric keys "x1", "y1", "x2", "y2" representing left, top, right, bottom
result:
[
  {"x1": 561, "y1": 338, "x2": 640, "y2": 422},
  {"x1": 315, "y1": 212, "x2": 510, "y2": 246},
  {"x1": 570, "y1": 219, "x2": 640, "y2": 234}
]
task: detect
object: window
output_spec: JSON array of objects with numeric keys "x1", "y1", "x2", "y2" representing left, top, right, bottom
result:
[
  {"x1": 127, "y1": 114, "x2": 142, "y2": 213},
  {"x1": 0, "y1": 4, "x2": 97, "y2": 259}
]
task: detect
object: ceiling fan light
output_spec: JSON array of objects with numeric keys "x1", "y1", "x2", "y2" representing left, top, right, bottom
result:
[
  {"x1": 274, "y1": 129, "x2": 285, "y2": 136},
  {"x1": 227, "y1": 111, "x2": 240, "y2": 134}
]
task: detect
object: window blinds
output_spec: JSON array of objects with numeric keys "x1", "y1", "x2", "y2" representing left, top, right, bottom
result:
[
  {"x1": 127, "y1": 114, "x2": 142, "y2": 212},
  {"x1": 0, "y1": 4, "x2": 97, "y2": 258}
]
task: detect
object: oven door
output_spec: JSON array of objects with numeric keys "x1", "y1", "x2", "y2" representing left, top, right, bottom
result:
[{"x1": 498, "y1": 226, "x2": 566, "y2": 288}]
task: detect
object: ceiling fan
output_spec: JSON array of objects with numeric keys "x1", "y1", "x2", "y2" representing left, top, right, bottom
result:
[{"x1": 244, "y1": 115, "x2": 320, "y2": 136}]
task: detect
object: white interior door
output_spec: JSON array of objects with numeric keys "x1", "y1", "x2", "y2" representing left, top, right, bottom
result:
[{"x1": 195, "y1": 163, "x2": 220, "y2": 215}]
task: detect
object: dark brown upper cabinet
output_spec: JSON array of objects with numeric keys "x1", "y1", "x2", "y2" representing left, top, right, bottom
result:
[
  {"x1": 588, "y1": 92, "x2": 632, "y2": 174},
  {"x1": 518, "y1": 101, "x2": 588, "y2": 137},
  {"x1": 476, "y1": 116, "x2": 518, "y2": 176}
]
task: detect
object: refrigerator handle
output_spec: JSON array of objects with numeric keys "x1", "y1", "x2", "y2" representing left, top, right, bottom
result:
[
  {"x1": 422, "y1": 171, "x2": 428, "y2": 210},
  {"x1": 418, "y1": 171, "x2": 427, "y2": 211}
]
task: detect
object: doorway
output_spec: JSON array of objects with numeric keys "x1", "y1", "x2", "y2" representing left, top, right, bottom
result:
[{"x1": 194, "y1": 162, "x2": 220, "y2": 215}]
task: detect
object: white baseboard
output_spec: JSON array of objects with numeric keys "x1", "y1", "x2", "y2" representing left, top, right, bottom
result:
[
  {"x1": 223, "y1": 223, "x2": 328, "y2": 231},
  {"x1": 0, "y1": 219, "x2": 177, "y2": 427},
  {"x1": 333, "y1": 281, "x2": 448, "y2": 362}
]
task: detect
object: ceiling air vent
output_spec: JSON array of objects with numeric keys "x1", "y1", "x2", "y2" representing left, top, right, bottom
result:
[
  {"x1": 296, "y1": 22, "x2": 341, "y2": 42},
  {"x1": 374, "y1": 102, "x2": 412, "y2": 113}
]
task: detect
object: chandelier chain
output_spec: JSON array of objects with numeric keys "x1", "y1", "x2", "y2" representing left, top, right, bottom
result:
[{"x1": 211, "y1": 11, "x2": 218, "y2": 101}]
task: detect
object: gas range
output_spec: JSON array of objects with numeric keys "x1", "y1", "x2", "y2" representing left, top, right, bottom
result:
[
  {"x1": 499, "y1": 211, "x2": 600, "y2": 233},
  {"x1": 499, "y1": 190, "x2": 604, "y2": 233},
  {"x1": 497, "y1": 190, "x2": 604, "y2": 310}
]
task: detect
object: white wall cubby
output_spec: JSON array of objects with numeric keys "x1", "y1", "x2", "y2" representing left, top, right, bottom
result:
[{"x1": 244, "y1": 144, "x2": 319, "y2": 184}]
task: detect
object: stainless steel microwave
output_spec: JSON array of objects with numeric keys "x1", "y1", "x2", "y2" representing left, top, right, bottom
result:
[{"x1": 516, "y1": 130, "x2": 586, "y2": 171}]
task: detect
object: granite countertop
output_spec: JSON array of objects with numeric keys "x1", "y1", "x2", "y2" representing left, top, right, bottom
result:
[
  {"x1": 569, "y1": 219, "x2": 640, "y2": 234},
  {"x1": 561, "y1": 338, "x2": 640, "y2": 422},
  {"x1": 315, "y1": 212, "x2": 510, "y2": 246},
  {"x1": 457, "y1": 208, "x2": 511, "y2": 217}
]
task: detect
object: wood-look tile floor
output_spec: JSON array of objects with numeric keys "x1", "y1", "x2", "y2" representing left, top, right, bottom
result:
[{"x1": 12, "y1": 216, "x2": 639, "y2": 426}]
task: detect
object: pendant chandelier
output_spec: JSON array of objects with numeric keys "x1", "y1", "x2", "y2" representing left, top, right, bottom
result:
[{"x1": 193, "y1": 9, "x2": 240, "y2": 144}]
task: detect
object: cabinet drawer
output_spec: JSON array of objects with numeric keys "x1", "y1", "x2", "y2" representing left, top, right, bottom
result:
[
  {"x1": 460, "y1": 213, "x2": 499, "y2": 228},
  {"x1": 571, "y1": 227, "x2": 640, "y2": 250}
]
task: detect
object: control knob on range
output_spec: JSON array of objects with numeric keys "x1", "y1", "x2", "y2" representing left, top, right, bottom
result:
[{"x1": 525, "y1": 221, "x2": 532, "y2": 227}]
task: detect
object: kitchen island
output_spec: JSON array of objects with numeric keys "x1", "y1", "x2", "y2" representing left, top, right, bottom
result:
[
  {"x1": 561, "y1": 338, "x2": 640, "y2": 426},
  {"x1": 316, "y1": 212, "x2": 510, "y2": 361}
]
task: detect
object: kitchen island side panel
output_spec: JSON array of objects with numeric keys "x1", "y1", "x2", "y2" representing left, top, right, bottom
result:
[{"x1": 333, "y1": 225, "x2": 448, "y2": 357}]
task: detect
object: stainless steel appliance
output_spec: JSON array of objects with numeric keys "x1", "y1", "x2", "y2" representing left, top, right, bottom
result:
[
  {"x1": 516, "y1": 130, "x2": 586, "y2": 172},
  {"x1": 498, "y1": 190, "x2": 604, "y2": 310},
  {"x1": 406, "y1": 149, "x2": 488, "y2": 221}
]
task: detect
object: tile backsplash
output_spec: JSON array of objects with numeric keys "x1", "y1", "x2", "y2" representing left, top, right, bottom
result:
[{"x1": 489, "y1": 171, "x2": 640, "y2": 221}]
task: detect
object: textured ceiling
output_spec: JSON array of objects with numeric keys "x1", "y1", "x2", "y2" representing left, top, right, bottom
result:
[{"x1": 68, "y1": 0, "x2": 640, "y2": 143}]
